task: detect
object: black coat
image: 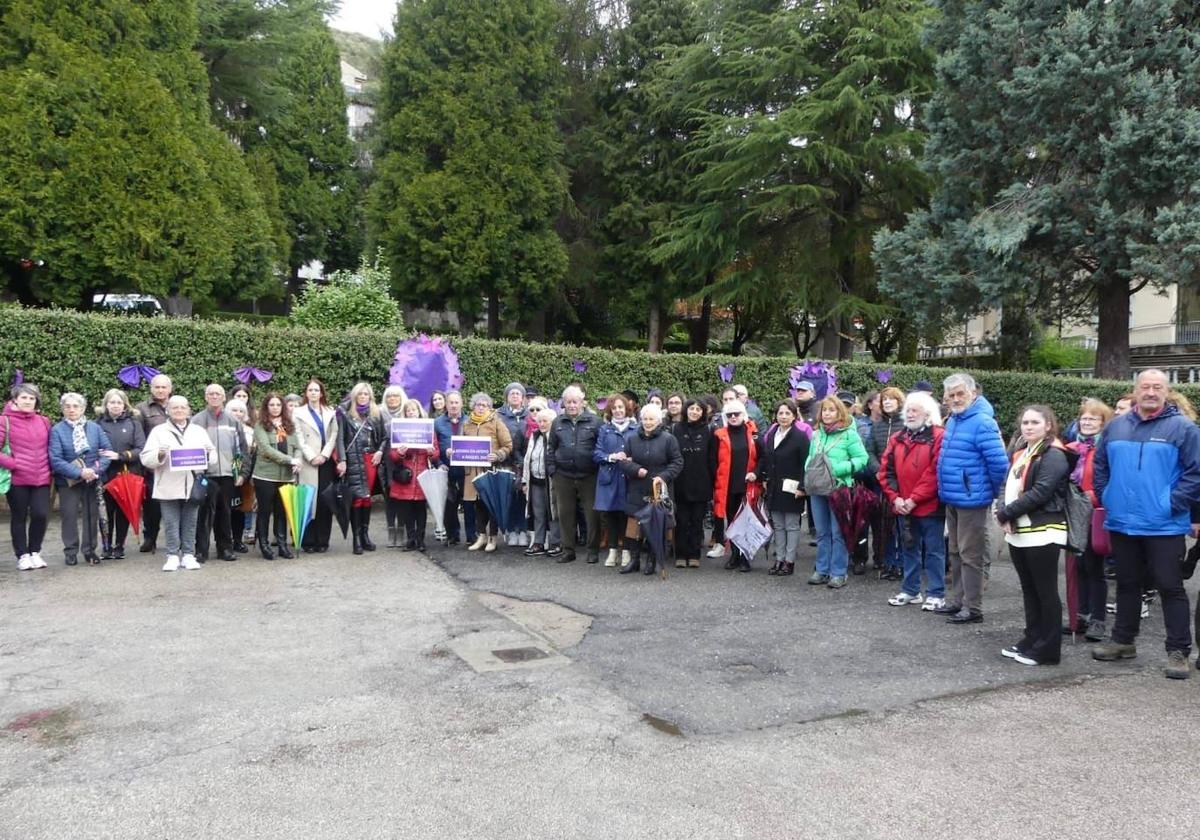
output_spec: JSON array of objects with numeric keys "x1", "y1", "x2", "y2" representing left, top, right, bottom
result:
[
  {"x1": 757, "y1": 424, "x2": 810, "y2": 515},
  {"x1": 547, "y1": 411, "x2": 601, "y2": 478},
  {"x1": 997, "y1": 443, "x2": 1076, "y2": 529},
  {"x1": 97, "y1": 410, "x2": 146, "y2": 479},
  {"x1": 672, "y1": 420, "x2": 713, "y2": 502},
  {"x1": 620, "y1": 425, "x2": 684, "y2": 516},
  {"x1": 339, "y1": 409, "x2": 385, "y2": 500}
]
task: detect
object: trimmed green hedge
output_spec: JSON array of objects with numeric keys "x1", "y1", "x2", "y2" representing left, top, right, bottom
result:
[{"x1": 0, "y1": 306, "x2": 1185, "y2": 432}]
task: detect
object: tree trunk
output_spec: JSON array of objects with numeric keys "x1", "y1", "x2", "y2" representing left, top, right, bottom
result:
[
  {"x1": 486, "y1": 290, "x2": 500, "y2": 339},
  {"x1": 838, "y1": 315, "x2": 855, "y2": 361},
  {"x1": 686, "y1": 294, "x2": 712, "y2": 353},
  {"x1": 456, "y1": 309, "x2": 474, "y2": 337},
  {"x1": 999, "y1": 292, "x2": 1035, "y2": 369},
  {"x1": 161, "y1": 294, "x2": 193, "y2": 317},
  {"x1": 897, "y1": 321, "x2": 918, "y2": 364},
  {"x1": 1095, "y1": 276, "x2": 1131, "y2": 379},
  {"x1": 527, "y1": 305, "x2": 547, "y2": 342},
  {"x1": 647, "y1": 301, "x2": 667, "y2": 354},
  {"x1": 817, "y1": 320, "x2": 840, "y2": 359}
]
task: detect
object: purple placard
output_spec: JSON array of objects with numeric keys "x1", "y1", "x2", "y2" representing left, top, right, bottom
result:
[
  {"x1": 169, "y1": 447, "x2": 208, "y2": 471},
  {"x1": 449, "y1": 436, "x2": 492, "y2": 467},
  {"x1": 390, "y1": 419, "x2": 435, "y2": 448}
]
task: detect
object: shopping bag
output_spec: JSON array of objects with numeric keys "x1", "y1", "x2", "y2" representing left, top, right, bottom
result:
[{"x1": 726, "y1": 495, "x2": 772, "y2": 560}]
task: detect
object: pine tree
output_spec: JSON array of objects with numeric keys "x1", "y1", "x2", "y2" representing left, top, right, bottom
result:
[
  {"x1": 0, "y1": 0, "x2": 276, "y2": 312},
  {"x1": 874, "y1": 0, "x2": 1200, "y2": 376},
  {"x1": 369, "y1": 0, "x2": 568, "y2": 337}
]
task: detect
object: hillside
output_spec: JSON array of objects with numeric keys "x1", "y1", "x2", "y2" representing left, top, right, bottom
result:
[{"x1": 332, "y1": 28, "x2": 384, "y2": 82}]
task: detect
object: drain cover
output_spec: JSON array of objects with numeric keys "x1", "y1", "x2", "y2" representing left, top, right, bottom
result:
[{"x1": 491, "y1": 646, "x2": 550, "y2": 663}]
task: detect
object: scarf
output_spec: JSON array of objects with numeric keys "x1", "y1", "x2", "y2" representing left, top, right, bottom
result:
[
  {"x1": 307, "y1": 405, "x2": 326, "y2": 447},
  {"x1": 1070, "y1": 434, "x2": 1096, "y2": 486},
  {"x1": 70, "y1": 418, "x2": 88, "y2": 455},
  {"x1": 355, "y1": 403, "x2": 369, "y2": 417},
  {"x1": 612, "y1": 418, "x2": 631, "y2": 434},
  {"x1": 822, "y1": 422, "x2": 841, "y2": 436},
  {"x1": 469, "y1": 407, "x2": 492, "y2": 426}
]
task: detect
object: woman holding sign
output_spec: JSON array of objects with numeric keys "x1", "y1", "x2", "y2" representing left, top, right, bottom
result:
[
  {"x1": 140, "y1": 396, "x2": 216, "y2": 571},
  {"x1": 460, "y1": 393, "x2": 513, "y2": 553},
  {"x1": 387, "y1": 398, "x2": 439, "y2": 551}
]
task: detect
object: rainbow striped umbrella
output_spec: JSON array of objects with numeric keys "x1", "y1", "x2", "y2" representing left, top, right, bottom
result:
[{"x1": 279, "y1": 483, "x2": 317, "y2": 549}]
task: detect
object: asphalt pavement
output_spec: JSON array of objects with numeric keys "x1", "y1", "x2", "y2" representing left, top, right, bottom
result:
[{"x1": 1, "y1": 516, "x2": 1198, "y2": 839}]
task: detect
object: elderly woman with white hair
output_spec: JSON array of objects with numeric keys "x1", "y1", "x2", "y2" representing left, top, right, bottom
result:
[
  {"x1": 49, "y1": 392, "x2": 113, "y2": 566},
  {"x1": 141, "y1": 396, "x2": 216, "y2": 571},
  {"x1": 877, "y1": 391, "x2": 947, "y2": 609},
  {"x1": 522, "y1": 406, "x2": 560, "y2": 556},
  {"x1": 617, "y1": 403, "x2": 684, "y2": 575}
]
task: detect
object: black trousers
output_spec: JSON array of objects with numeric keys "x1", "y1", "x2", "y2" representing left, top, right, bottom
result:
[
  {"x1": 603, "y1": 510, "x2": 627, "y2": 550},
  {"x1": 1075, "y1": 545, "x2": 1108, "y2": 622},
  {"x1": 386, "y1": 497, "x2": 402, "y2": 529},
  {"x1": 675, "y1": 499, "x2": 705, "y2": 560},
  {"x1": 142, "y1": 472, "x2": 161, "y2": 542},
  {"x1": 253, "y1": 479, "x2": 288, "y2": 544},
  {"x1": 1111, "y1": 532, "x2": 1192, "y2": 654},
  {"x1": 475, "y1": 499, "x2": 497, "y2": 537},
  {"x1": 400, "y1": 499, "x2": 427, "y2": 542},
  {"x1": 724, "y1": 491, "x2": 745, "y2": 562},
  {"x1": 103, "y1": 494, "x2": 131, "y2": 550},
  {"x1": 7, "y1": 485, "x2": 50, "y2": 557},
  {"x1": 303, "y1": 461, "x2": 336, "y2": 549},
  {"x1": 196, "y1": 475, "x2": 235, "y2": 556},
  {"x1": 1009, "y1": 543, "x2": 1062, "y2": 663}
]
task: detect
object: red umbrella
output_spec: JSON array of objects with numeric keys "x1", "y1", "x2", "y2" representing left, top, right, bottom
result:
[{"x1": 104, "y1": 470, "x2": 145, "y2": 535}]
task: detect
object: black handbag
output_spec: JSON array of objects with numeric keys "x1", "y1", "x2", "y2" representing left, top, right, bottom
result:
[
  {"x1": 189, "y1": 474, "x2": 209, "y2": 504},
  {"x1": 396, "y1": 465, "x2": 414, "y2": 485}
]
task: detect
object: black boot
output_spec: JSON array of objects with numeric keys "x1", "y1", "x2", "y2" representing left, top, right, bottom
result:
[
  {"x1": 351, "y1": 510, "x2": 364, "y2": 555},
  {"x1": 275, "y1": 533, "x2": 294, "y2": 559},
  {"x1": 403, "y1": 525, "x2": 417, "y2": 551},
  {"x1": 258, "y1": 533, "x2": 275, "y2": 560},
  {"x1": 619, "y1": 542, "x2": 641, "y2": 574},
  {"x1": 360, "y1": 507, "x2": 376, "y2": 551},
  {"x1": 386, "y1": 525, "x2": 397, "y2": 548},
  {"x1": 642, "y1": 542, "x2": 657, "y2": 576}
]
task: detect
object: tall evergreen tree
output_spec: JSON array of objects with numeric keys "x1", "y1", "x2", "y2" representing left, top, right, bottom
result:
[
  {"x1": 369, "y1": 0, "x2": 568, "y2": 337},
  {"x1": 0, "y1": 0, "x2": 276, "y2": 312},
  {"x1": 874, "y1": 0, "x2": 1200, "y2": 376}
]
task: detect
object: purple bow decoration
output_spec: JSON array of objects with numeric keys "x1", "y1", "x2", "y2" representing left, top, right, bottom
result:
[
  {"x1": 876, "y1": 369, "x2": 893, "y2": 384},
  {"x1": 547, "y1": 399, "x2": 564, "y2": 414},
  {"x1": 718, "y1": 363, "x2": 735, "y2": 383},
  {"x1": 11, "y1": 369, "x2": 23, "y2": 388},
  {"x1": 571, "y1": 359, "x2": 588, "y2": 375},
  {"x1": 595, "y1": 397, "x2": 609, "y2": 412},
  {"x1": 234, "y1": 366, "x2": 274, "y2": 385},
  {"x1": 117, "y1": 364, "x2": 161, "y2": 389}
]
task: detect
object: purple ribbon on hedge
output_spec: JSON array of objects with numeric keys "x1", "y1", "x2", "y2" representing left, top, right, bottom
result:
[
  {"x1": 117, "y1": 364, "x2": 161, "y2": 389},
  {"x1": 718, "y1": 363, "x2": 735, "y2": 383},
  {"x1": 234, "y1": 366, "x2": 274, "y2": 384}
]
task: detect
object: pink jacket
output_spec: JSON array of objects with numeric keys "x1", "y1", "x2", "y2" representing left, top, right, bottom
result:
[{"x1": 0, "y1": 402, "x2": 52, "y2": 486}]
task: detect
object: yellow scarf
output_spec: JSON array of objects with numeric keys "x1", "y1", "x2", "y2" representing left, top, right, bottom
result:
[{"x1": 469, "y1": 407, "x2": 492, "y2": 426}]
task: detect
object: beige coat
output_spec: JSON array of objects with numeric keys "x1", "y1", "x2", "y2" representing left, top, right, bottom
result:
[
  {"x1": 293, "y1": 404, "x2": 340, "y2": 487},
  {"x1": 140, "y1": 422, "x2": 217, "y2": 500},
  {"x1": 461, "y1": 412, "x2": 513, "y2": 502}
]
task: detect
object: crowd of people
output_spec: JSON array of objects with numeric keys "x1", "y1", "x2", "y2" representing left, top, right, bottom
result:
[{"x1": 2, "y1": 368, "x2": 1198, "y2": 679}]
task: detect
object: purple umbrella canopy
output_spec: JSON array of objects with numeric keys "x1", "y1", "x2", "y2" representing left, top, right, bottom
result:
[
  {"x1": 388, "y1": 335, "x2": 464, "y2": 408},
  {"x1": 117, "y1": 364, "x2": 161, "y2": 389}
]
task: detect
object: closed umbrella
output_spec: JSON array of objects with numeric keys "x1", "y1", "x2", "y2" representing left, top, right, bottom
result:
[
  {"x1": 319, "y1": 478, "x2": 352, "y2": 538},
  {"x1": 417, "y1": 468, "x2": 449, "y2": 541},
  {"x1": 472, "y1": 469, "x2": 515, "y2": 530},
  {"x1": 104, "y1": 470, "x2": 145, "y2": 536},
  {"x1": 279, "y1": 483, "x2": 317, "y2": 549},
  {"x1": 633, "y1": 481, "x2": 676, "y2": 578}
]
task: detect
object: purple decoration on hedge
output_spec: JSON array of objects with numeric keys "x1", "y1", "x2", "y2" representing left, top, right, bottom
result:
[
  {"x1": 117, "y1": 364, "x2": 161, "y2": 389},
  {"x1": 388, "y1": 334, "x2": 464, "y2": 408},
  {"x1": 875, "y1": 369, "x2": 893, "y2": 384},
  {"x1": 547, "y1": 399, "x2": 564, "y2": 414},
  {"x1": 595, "y1": 397, "x2": 609, "y2": 412},
  {"x1": 11, "y1": 369, "x2": 23, "y2": 388},
  {"x1": 718, "y1": 363, "x2": 735, "y2": 383},
  {"x1": 572, "y1": 359, "x2": 588, "y2": 374},
  {"x1": 794, "y1": 360, "x2": 836, "y2": 400},
  {"x1": 233, "y1": 366, "x2": 274, "y2": 385}
]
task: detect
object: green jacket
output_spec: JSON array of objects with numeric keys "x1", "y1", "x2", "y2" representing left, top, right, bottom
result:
[
  {"x1": 806, "y1": 424, "x2": 869, "y2": 489},
  {"x1": 249, "y1": 423, "x2": 301, "y2": 484}
]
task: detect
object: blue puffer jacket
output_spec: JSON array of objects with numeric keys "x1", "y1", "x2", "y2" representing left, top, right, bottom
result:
[
  {"x1": 593, "y1": 421, "x2": 636, "y2": 512},
  {"x1": 936, "y1": 395, "x2": 1009, "y2": 508},
  {"x1": 1093, "y1": 403, "x2": 1200, "y2": 537}
]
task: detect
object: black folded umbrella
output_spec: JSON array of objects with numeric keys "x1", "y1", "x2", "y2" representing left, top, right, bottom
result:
[
  {"x1": 319, "y1": 479, "x2": 352, "y2": 539},
  {"x1": 1184, "y1": 540, "x2": 1200, "y2": 581}
]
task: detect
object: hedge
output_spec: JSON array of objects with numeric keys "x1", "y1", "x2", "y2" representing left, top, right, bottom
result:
[{"x1": 0, "y1": 306, "x2": 1189, "y2": 432}]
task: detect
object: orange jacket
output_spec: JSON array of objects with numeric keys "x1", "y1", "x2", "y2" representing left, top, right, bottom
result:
[{"x1": 712, "y1": 421, "x2": 758, "y2": 518}]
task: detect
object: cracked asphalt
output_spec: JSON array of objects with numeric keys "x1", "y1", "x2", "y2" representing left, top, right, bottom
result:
[{"x1": 2, "y1": 516, "x2": 1199, "y2": 839}]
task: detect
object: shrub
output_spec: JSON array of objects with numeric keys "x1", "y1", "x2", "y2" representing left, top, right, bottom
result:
[
  {"x1": 0, "y1": 306, "x2": 1181, "y2": 430},
  {"x1": 290, "y1": 253, "x2": 404, "y2": 331}
]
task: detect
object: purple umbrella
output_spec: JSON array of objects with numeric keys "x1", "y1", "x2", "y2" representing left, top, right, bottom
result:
[{"x1": 117, "y1": 364, "x2": 161, "y2": 389}]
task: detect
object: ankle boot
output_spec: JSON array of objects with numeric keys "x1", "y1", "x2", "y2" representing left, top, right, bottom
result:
[
  {"x1": 275, "y1": 535, "x2": 294, "y2": 559},
  {"x1": 386, "y1": 525, "x2": 397, "y2": 548},
  {"x1": 351, "y1": 510, "x2": 364, "y2": 555},
  {"x1": 619, "y1": 543, "x2": 641, "y2": 574},
  {"x1": 360, "y1": 508, "x2": 376, "y2": 551},
  {"x1": 258, "y1": 534, "x2": 274, "y2": 560},
  {"x1": 642, "y1": 542, "x2": 657, "y2": 575}
]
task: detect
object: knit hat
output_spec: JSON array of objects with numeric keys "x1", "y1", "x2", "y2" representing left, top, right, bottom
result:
[{"x1": 504, "y1": 382, "x2": 526, "y2": 399}]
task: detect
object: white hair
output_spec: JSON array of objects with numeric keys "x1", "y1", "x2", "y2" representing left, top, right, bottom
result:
[
  {"x1": 59, "y1": 392, "x2": 86, "y2": 409},
  {"x1": 640, "y1": 404, "x2": 663, "y2": 423},
  {"x1": 903, "y1": 392, "x2": 943, "y2": 428},
  {"x1": 538, "y1": 408, "x2": 557, "y2": 422},
  {"x1": 225, "y1": 398, "x2": 247, "y2": 415},
  {"x1": 167, "y1": 395, "x2": 190, "y2": 409},
  {"x1": 562, "y1": 385, "x2": 584, "y2": 401},
  {"x1": 942, "y1": 372, "x2": 976, "y2": 394}
]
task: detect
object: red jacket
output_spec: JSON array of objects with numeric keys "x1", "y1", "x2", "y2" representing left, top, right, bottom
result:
[
  {"x1": 878, "y1": 425, "x2": 943, "y2": 517},
  {"x1": 712, "y1": 421, "x2": 758, "y2": 519},
  {"x1": 388, "y1": 439, "x2": 440, "y2": 501}
]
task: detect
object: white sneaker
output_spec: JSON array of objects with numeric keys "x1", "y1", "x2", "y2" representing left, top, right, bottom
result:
[
  {"x1": 162, "y1": 555, "x2": 181, "y2": 572},
  {"x1": 180, "y1": 554, "x2": 201, "y2": 570},
  {"x1": 17, "y1": 554, "x2": 33, "y2": 571},
  {"x1": 467, "y1": 535, "x2": 488, "y2": 551},
  {"x1": 706, "y1": 544, "x2": 725, "y2": 559},
  {"x1": 888, "y1": 592, "x2": 924, "y2": 606},
  {"x1": 29, "y1": 552, "x2": 46, "y2": 569},
  {"x1": 620, "y1": 549, "x2": 631, "y2": 568},
  {"x1": 921, "y1": 596, "x2": 945, "y2": 612},
  {"x1": 505, "y1": 532, "x2": 519, "y2": 547},
  {"x1": 519, "y1": 532, "x2": 530, "y2": 546},
  {"x1": 484, "y1": 537, "x2": 497, "y2": 553},
  {"x1": 603, "y1": 548, "x2": 618, "y2": 567}
]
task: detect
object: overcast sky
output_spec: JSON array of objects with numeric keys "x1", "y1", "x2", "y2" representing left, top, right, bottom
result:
[{"x1": 329, "y1": 0, "x2": 394, "y2": 38}]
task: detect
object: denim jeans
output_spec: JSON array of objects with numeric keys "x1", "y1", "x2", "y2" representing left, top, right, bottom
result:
[
  {"x1": 160, "y1": 499, "x2": 200, "y2": 557},
  {"x1": 900, "y1": 514, "x2": 946, "y2": 598},
  {"x1": 809, "y1": 495, "x2": 847, "y2": 577}
]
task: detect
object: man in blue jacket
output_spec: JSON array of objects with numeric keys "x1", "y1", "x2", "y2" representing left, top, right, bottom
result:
[
  {"x1": 434, "y1": 391, "x2": 473, "y2": 546},
  {"x1": 935, "y1": 373, "x2": 1010, "y2": 623},
  {"x1": 1092, "y1": 369, "x2": 1200, "y2": 680}
]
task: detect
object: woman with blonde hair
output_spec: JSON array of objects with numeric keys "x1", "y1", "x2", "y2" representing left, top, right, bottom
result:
[
  {"x1": 95, "y1": 387, "x2": 144, "y2": 560},
  {"x1": 340, "y1": 381, "x2": 386, "y2": 554},
  {"x1": 387, "y1": 398, "x2": 439, "y2": 551},
  {"x1": 805, "y1": 396, "x2": 868, "y2": 589}
]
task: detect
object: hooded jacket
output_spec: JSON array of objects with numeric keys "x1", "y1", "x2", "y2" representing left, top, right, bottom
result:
[
  {"x1": 806, "y1": 423, "x2": 869, "y2": 492},
  {"x1": 672, "y1": 420, "x2": 714, "y2": 503},
  {"x1": 1093, "y1": 403, "x2": 1200, "y2": 536},
  {"x1": 0, "y1": 402, "x2": 52, "y2": 486},
  {"x1": 936, "y1": 395, "x2": 1010, "y2": 509},
  {"x1": 496, "y1": 404, "x2": 528, "y2": 468}
]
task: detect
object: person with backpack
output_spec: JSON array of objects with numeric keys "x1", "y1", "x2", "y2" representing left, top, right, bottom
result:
[
  {"x1": 995, "y1": 405, "x2": 1074, "y2": 666},
  {"x1": 804, "y1": 396, "x2": 869, "y2": 589},
  {"x1": 1065, "y1": 399, "x2": 1114, "y2": 641}
]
